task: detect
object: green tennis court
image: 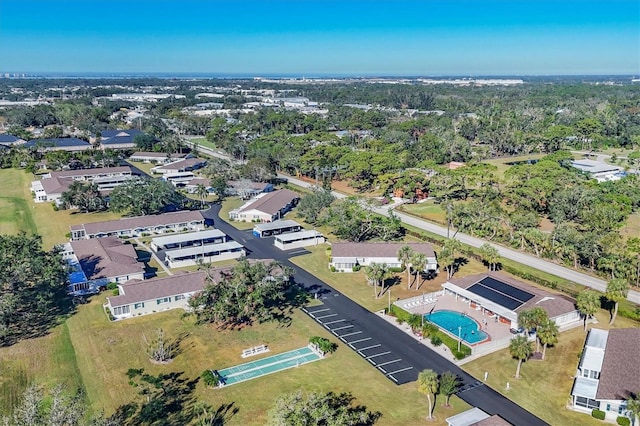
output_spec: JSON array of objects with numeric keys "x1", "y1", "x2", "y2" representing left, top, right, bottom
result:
[{"x1": 217, "y1": 346, "x2": 322, "y2": 386}]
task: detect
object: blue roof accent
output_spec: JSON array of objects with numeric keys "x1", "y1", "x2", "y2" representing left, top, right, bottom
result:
[
  {"x1": 0, "y1": 134, "x2": 21, "y2": 144},
  {"x1": 24, "y1": 137, "x2": 91, "y2": 148},
  {"x1": 101, "y1": 129, "x2": 144, "y2": 144}
]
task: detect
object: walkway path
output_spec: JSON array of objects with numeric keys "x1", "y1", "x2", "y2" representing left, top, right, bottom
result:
[
  {"x1": 133, "y1": 237, "x2": 173, "y2": 277},
  {"x1": 278, "y1": 173, "x2": 640, "y2": 304}
]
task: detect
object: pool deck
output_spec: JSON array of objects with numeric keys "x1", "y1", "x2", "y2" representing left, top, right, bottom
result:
[{"x1": 404, "y1": 293, "x2": 513, "y2": 344}]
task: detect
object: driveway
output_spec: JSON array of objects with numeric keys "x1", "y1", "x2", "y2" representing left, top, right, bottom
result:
[{"x1": 202, "y1": 205, "x2": 547, "y2": 425}]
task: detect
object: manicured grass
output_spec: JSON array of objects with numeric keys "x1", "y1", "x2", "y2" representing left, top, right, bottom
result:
[
  {"x1": 398, "y1": 201, "x2": 447, "y2": 225},
  {"x1": 482, "y1": 154, "x2": 548, "y2": 178},
  {"x1": 0, "y1": 322, "x2": 84, "y2": 414},
  {"x1": 66, "y1": 294, "x2": 470, "y2": 425},
  {"x1": 290, "y1": 245, "x2": 487, "y2": 313},
  {"x1": 219, "y1": 198, "x2": 255, "y2": 230},
  {"x1": 125, "y1": 160, "x2": 156, "y2": 176},
  {"x1": 463, "y1": 310, "x2": 639, "y2": 426},
  {"x1": 621, "y1": 212, "x2": 640, "y2": 239}
]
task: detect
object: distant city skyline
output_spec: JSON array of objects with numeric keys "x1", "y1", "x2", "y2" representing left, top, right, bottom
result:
[{"x1": 1, "y1": 0, "x2": 638, "y2": 76}]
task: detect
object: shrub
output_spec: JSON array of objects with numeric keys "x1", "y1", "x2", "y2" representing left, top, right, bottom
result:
[
  {"x1": 430, "y1": 335, "x2": 443, "y2": 346},
  {"x1": 51, "y1": 202, "x2": 59, "y2": 211},
  {"x1": 309, "y1": 336, "x2": 338, "y2": 354},
  {"x1": 352, "y1": 265, "x2": 361, "y2": 272},
  {"x1": 201, "y1": 369, "x2": 219, "y2": 387},
  {"x1": 616, "y1": 416, "x2": 630, "y2": 426},
  {"x1": 330, "y1": 265, "x2": 336, "y2": 272},
  {"x1": 422, "y1": 323, "x2": 439, "y2": 338},
  {"x1": 112, "y1": 289, "x2": 119, "y2": 296},
  {"x1": 591, "y1": 409, "x2": 605, "y2": 420},
  {"x1": 107, "y1": 282, "x2": 118, "y2": 290},
  {"x1": 388, "y1": 266, "x2": 404, "y2": 273}
]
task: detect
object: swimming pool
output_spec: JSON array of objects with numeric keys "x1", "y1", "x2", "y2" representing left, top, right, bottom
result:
[{"x1": 424, "y1": 310, "x2": 488, "y2": 344}]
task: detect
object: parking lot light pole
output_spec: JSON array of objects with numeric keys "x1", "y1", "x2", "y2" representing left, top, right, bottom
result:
[{"x1": 458, "y1": 326, "x2": 462, "y2": 352}]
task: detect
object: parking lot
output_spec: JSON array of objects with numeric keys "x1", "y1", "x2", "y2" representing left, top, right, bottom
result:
[{"x1": 303, "y1": 305, "x2": 416, "y2": 384}]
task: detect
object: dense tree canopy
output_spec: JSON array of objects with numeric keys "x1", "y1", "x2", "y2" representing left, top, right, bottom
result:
[{"x1": 108, "y1": 177, "x2": 183, "y2": 216}]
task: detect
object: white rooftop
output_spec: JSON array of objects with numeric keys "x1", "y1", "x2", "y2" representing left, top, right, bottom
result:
[
  {"x1": 572, "y1": 376, "x2": 599, "y2": 399},
  {"x1": 571, "y1": 159, "x2": 621, "y2": 174},
  {"x1": 445, "y1": 407, "x2": 490, "y2": 426},
  {"x1": 586, "y1": 328, "x2": 608, "y2": 350},
  {"x1": 164, "y1": 241, "x2": 244, "y2": 259},
  {"x1": 151, "y1": 229, "x2": 226, "y2": 248},
  {"x1": 253, "y1": 220, "x2": 301, "y2": 232},
  {"x1": 274, "y1": 230, "x2": 322, "y2": 243}
]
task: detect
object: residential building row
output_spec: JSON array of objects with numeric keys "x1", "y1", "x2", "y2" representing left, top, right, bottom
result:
[
  {"x1": 329, "y1": 242, "x2": 438, "y2": 273},
  {"x1": 229, "y1": 189, "x2": 300, "y2": 222}
]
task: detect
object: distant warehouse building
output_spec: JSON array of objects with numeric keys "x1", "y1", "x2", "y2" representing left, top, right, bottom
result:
[{"x1": 570, "y1": 159, "x2": 624, "y2": 182}]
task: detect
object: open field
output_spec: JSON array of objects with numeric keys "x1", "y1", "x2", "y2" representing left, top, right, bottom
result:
[
  {"x1": 482, "y1": 154, "x2": 548, "y2": 178},
  {"x1": 621, "y1": 212, "x2": 640, "y2": 238},
  {"x1": 398, "y1": 201, "x2": 447, "y2": 225},
  {"x1": 0, "y1": 168, "x2": 123, "y2": 248},
  {"x1": 219, "y1": 197, "x2": 254, "y2": 230},
  {"x1": 65, "y1": 294, "x2": 470, "y2": 425},
  {"x1": 463, "y1": 310, "x2": 639, "y2": 426}
]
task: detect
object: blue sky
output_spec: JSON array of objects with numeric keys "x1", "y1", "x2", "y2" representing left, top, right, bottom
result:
[{"x1": 0, "y1": 0, "x2": 638, "y2": 75}]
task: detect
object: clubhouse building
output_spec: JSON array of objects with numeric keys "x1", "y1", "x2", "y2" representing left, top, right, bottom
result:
[{"x1": 329, "y1": 242, "x2": 438, "y2": 273}]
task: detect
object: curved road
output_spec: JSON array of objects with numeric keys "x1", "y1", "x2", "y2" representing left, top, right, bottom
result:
[
  {"x1": 203, "y1": 204, "x2": 547, "y2": 425},
  {"x1": 278, "y1": 174, "x2": 640, "y2": 305}
]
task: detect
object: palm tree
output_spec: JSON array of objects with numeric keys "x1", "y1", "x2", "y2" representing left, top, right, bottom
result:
[
  {"x1": 536, "y1": 318, "x2": 559, "y2": 360},
  {"x1": 196, "y1": 183, "x2": 209, "y2": 209},
  {"x1": 417, "y1": 369, "x2": 439, "y2": 420},
  {"x1": 606, "y1": 278, "x2": 629, "y2": 325},
  {"x1": 397, "y1": 245, "x2": 414, "y2": 290},
  {"x1": 438, "y1": 371, "x2": 460, "y2": 407},
  {"x1": 364, "y1": 263, "x2": 388, "y2": 299},
  {"x1": 626, "y1": 237, "x2": 640, "y2": 288},
  {"x1": 626, "y1": 393, "x2": 640, "y2": 426},
  {"x1": 479, "y1": 243, "x2": 500, "y2": 271},
  {"x1": 517, "y1": 307, "x2": 547, "y2": 353},
  {"x1": 576, "y1": 290, "x2": 600, "y2": 332},
  {"x1": 410, "y1": 252, "x2": 428, "y2": 290},
  {"x1": 509, "y1": 335, "x2": 532, "y2": 379}
]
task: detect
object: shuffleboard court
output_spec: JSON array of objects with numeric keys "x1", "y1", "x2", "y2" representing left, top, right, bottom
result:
[{"x1": 217, "y1": 346, "x2": 322, "y2": 386}]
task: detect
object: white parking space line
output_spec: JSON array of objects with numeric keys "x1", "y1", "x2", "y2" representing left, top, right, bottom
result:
[
  {"x1": 358, "y1": 344, "x2": 381, "y2": 351},
  {"x1": 324, "y1": 319, "x2": 345, "y2": 325},
  {"x1": 388, "y1": 374, "x2": 399, "y2": 383},
  {"x1": 308, "y1": 308, "x2": 329, "y2": 315},
  {"x1": 386, "y1": 366, "x2": 413, "y2": 375},
  {"x1": 331, "y1": 325, "x2": 353, "y2": 331},
  {"x1": 376, "y1": 359, "x2": 402, "y2": 367},
  {"x1": 315, "y1": 313, "x2": 337, "y2": 320},
  {"x1": 366, "y1": 351, "x2": 391, "y2": 359},
  {"x1": 348, "y1": 337, "x2": 371, "y2": 344},
  {"x1": 340, "y1": 331, "x2": 362, "y2": 338}
]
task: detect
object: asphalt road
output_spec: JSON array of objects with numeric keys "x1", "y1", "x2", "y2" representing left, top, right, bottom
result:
[
  {"x1": 279, "y1": 174, "x2": 640, "y2": 305},
  {"x1": 202, "y1": 204, "x2": 547, "y2": 426}
]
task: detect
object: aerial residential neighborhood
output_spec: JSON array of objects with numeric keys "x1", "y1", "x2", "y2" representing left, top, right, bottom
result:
[{"x1": 0, "y1": 2, "x2": 639, "y2": 423}]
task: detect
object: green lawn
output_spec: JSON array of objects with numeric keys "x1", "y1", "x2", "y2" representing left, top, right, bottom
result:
[
  {"x1": 463, "y1": 311, "x2": 639, "y2": 426},
  {"x1": 0, "y1": 168, "x2": 124, "y2": 248},
  {"x1": 482, "y1": 154, "x2": 548, "y2": 178},
  {"x1": 64, "y1": 294, "x2": 470, "y2": 425},
  {"x1": 219, "y1": 197, "x2": 255, "y2": 230},
  {"x1": 398, "y1": 201, "x2": 447, "y2": 226}
]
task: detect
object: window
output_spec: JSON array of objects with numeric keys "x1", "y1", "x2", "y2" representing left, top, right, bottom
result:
[
  {"x1": 113, "y1": 305, "x2": 130, "y2": 316},
  {"x1": 590, "y1": 370, "x2": 600, "y2": 379},
  {"x1": 175, "y1": 295, "x2": 185, "y2": 301},
  {"x1": 156, "y1": 297, "x2": 170, "y2": 304},
  {"x1": 73, "y1": 283, "x2": 90, "y2": 292},
  {"x1": 134, "y1": 302, "x2": 144, "y2": 309},
  {"x1": 582, "y1": 369, "x2": 590, "y2": 378},
  {"x1": 576, "y1": 396, "x2": 600, "y2": 410}
]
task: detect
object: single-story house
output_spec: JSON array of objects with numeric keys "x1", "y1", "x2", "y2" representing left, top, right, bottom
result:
[
  {"x1": 183, "y1": 177, "x2": 212, "y2": 194},
  {"x1": 0, "y1": 134, "x2": 26, "y2": 147},
  {"x1": 99, "y1": 129, "x2": 144, "y2": 150},
  {"x1": 329, "y1": 242, "x2": 438, "y2": 272},
  {"x1": 226, "y1": 180, "x2": 273, "y2": 199},
  {"x1": 31, "y1": 166, "x2": 136, "y2": 203},
  {"x1": 106, "y1": 271, "x2": 207, "y2": 319},
  {"x1": 570, "y1": 328, "x2": 640, "y2": 423},
  {"x1": 150, "y1": 229, "x2": 227, "y2": 252},
  {"x1": 446, "y1": 407, "x2": 512, "y2": 426},
  {"x1": 129, "y1": 151, "x2": 187, "y2": 164},
  {"x1": 151, "y1": 157, "x2": 207, "y2": 174},
  {"x1": 70, "y1": 210, "x2": 205, "y2": 240},
  {"x1": 63, "y1": 237, "x2": 145, "y2": 295},
  {"x1": 443, "y1": 271, "x2": 581, "y2": 330},
  {"x1": 23, "y1": 137, "x2": 92, "y2": 153},
  {"x1": 229, "y1": 189, "x2": 299, "y2": 222}
]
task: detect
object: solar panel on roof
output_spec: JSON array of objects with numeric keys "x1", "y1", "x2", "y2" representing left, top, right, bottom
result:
[
  {"x1": 467, "y1": 284, "x2": 523, "y2": 310},
  {"x1": 479, "y1": 277, "x2": 534, "y2": 303}
]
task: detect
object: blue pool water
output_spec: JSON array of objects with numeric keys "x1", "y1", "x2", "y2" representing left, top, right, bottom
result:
[{"x1": 424, "y1": 310, "x2": 488, "y2": 344}]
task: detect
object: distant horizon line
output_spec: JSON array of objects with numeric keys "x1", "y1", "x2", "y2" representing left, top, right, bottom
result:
[{"x1": 1, "y1": 72, "x2": 638, "y2": 80}]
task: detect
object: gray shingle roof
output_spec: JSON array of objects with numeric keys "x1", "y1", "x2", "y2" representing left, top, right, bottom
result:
[
  {"x1": 239, "y1": 189, "x2": 300, "y2": 216},
  {"x1": 49, "y1": 166, "x2": 133, "y2": 179},
  {"x1": 72, "y1": 210, "x2": 204, "y2": 235},
  {"x1": 25, "y1": 137, "x2": 90, "y2": 148},
  {"x1": 70, "y1": 237, "x2": 143, "y2": 280},
  {"x1": 447, "y1": 271, "x2": 576, "y2": 318},
  {"x1": 107, "y1": 271, "x2": 207, "y2": 307},
  {"x1": 596, "y1": 328, "x2": 640, "y2": 400},
  {"x1": 331, "y1": 242, "x2": 435, "y2": 258}
]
